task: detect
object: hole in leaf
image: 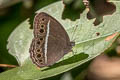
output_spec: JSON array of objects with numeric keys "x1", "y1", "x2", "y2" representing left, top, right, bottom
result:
[
  {"x1": 87, "y1": 0, "x2": 116, "y2": 26},
  {"x1": 96, "y1": 32, "x2": 100, "y2": 36}
]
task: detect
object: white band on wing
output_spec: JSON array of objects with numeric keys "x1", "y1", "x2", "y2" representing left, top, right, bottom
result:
[{"x1": 44, "y1": 20, "x2": 50, "y2": 64}]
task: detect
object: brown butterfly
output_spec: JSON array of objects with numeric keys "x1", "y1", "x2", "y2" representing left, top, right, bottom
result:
[{"x1": 29, "y1": 12, "x2": 75, "y2": 67}]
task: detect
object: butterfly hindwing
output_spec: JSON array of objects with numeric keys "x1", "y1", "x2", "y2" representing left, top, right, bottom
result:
[{"x1": 30, "y1": 12, "x2": 73, "y2": 67}]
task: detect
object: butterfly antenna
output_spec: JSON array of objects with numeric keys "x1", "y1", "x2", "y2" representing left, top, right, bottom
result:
[{"x1": 71, "y1": 25, "x2": 78, "y2": 41}]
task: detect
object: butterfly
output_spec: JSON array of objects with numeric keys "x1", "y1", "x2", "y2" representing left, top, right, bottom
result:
[{"x1": 29, "y1": 12, "x2": 75, "y2": 67}]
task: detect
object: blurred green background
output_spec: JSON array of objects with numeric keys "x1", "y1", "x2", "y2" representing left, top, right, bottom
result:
[{"x1": 0, "y1": 0, "x2": 119, "y2": 80}]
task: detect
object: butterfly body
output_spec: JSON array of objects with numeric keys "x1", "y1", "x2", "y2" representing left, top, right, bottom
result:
[{"x1": 29, "y1": 12, "x2": 74, "y2": 67}]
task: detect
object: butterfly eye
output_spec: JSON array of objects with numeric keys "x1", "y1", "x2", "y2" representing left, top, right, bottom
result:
[{"x1": 40, "y1": 29, "x2": 44, "y2": 33}]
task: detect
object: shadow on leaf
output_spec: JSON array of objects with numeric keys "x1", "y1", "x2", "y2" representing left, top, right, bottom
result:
[{"x1": 42, "y1": 52, "x2": 89, "y2": 71}]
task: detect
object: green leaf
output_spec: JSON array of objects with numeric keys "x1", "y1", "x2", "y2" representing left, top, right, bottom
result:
[
  {"x1": 7, "y1": 19, "x2": 33, "y2": 66},
  {"x1": 0, "y1": 1, "x2": 120, "y2": 80}
]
